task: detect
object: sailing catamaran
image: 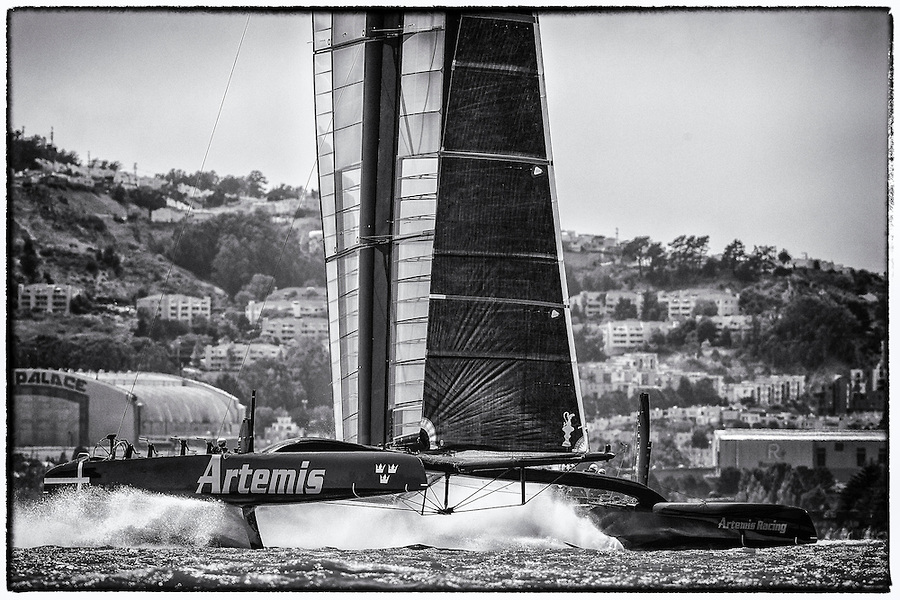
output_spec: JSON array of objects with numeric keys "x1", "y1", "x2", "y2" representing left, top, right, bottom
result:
[
  {"x1": 309, "y1": 9, "x2": 816, "y2": 548},
  {"x1": 43, "y1": 10, "x2": 816, "y2": 550}
]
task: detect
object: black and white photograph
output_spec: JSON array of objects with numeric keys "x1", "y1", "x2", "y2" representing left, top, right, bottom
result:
[{"x1": 7, "y1": 5, "x2": 891, "y2": 591}]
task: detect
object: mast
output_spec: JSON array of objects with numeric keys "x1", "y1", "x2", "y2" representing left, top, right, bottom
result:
[{"x1": 313, "y1": 12, "x2": 401, "y2": 445}]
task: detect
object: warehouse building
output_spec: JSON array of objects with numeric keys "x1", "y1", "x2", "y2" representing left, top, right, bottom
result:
[
  {"x1": 12, "y1": 368, "x2": 244, "y2": 456},
  {"x1": 712, "y1": 429, "x2": 887, "y2": 483}
]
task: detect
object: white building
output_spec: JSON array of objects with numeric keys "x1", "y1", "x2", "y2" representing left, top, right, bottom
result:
[
  {"x1": 602, "y1": 320, "x2": 674, "y2": 354},
  {"x1": 202, "y1": 342, "x2": 283, "y2": 372},
  {"x1": 657, "y1": 288, "x2": 740, "y2": 319},
  {"x1": 18, "y1": 283, "x2": 82, "y2": 315},
  {"x1": 136, "y1": 293, "x2": 211, "y2": 325},
  {"x1": 261, "y1": 316, "x2": 329, "y2": 343},
  {"x1": 246, "y1": 287, "x2": 327, "y2": 322}
]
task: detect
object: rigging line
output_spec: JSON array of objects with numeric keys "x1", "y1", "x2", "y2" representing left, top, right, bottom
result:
[
  {"x1": 450, "y1": 480, "x2": 522, "y2": 512},
  {"x1": 442, "y1": 470, "x2": 519, "y2": 512},
  {"x1": 116, "y1": 14, "x2": 253, "y2": 439}
]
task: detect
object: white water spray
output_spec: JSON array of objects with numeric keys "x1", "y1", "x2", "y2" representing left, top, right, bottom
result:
[
  {"x1": 258, "y1": 480, "x2": 623, "y2": 551},
  {"x1": 13, "y1": 482, "x2": 622, "y2": 551},
  {"x1": 12, "y1": 488, "x2": 248, "y2": 548}
]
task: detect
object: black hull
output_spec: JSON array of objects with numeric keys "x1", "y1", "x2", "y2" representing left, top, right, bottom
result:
[
  {"x1": 588, "y1": 501, "x2": 818, "y2": 550},
  {"x1": 43, "y1": 441, "x2": 428, "y2": 507}
]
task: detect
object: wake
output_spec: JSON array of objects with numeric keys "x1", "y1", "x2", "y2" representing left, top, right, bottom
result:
[{"x1": 12, "y1": 482, "x2": 623, "y2": 551}]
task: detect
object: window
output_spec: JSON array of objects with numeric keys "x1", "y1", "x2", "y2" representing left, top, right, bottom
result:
[
  {"x1": 834, "y1": 442, "x2": 844, "y2": 451},
  {"x1": 857, "y1": 447, "x2": 867, "y2": 467},
  {"x1": 815, "y1": 447, "x2": 827, "y2": 468}
]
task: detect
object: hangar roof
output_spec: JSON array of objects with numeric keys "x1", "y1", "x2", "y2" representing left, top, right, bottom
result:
[{"x1": 92, "y1": 371, "x2": 244, "y2": 424}]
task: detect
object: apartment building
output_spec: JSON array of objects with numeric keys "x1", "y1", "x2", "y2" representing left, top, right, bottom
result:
[
  {"x1": 246, "y1": 287, "x2": 327, "y2": 322},
  {"x1": 261, "y1": 316, "x2": 329, "y2": 343},
  {"x1": 570, "y1": 291, "x2": 606, "y2": 319},
  {"x1": 722, "y1": 374, "x2": 806, "y2": 405},
  {"x1": 136, "y1": 293, "x2": 211, "y2": 325},
  {"x1": 17, "y1": 283, "x2": 82, "y2": 315},
  {"x1": 657, "y1": 288, "x2": 740, "y2": 319},
  {"x1": 202, "y1": 341, "x2": 283, "y2": 372},
  {"x1": 605, "y1": 290, "x2": 644, "y2": 317},
  {"x1": 602, "y1": 320, "x2": 674, "y2": 354}
]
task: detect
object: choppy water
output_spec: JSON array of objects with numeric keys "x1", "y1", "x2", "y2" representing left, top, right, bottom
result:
[{"x1": 8, "y1": 488, "x2": 891, "y2": 591}]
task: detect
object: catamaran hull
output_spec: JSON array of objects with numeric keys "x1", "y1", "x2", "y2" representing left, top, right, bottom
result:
[
  {"x1": 43, "y1": 450, "x2": 428, "y2": 506},
  {"x1": 588, "y1": 501, "x2": 818, "y2": 550}
]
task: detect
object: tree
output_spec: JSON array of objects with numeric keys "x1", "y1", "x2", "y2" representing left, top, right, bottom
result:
[
  {"x1": 573, "y1": 327, "x2": 606, "y2": 362},
  {"x1": 668, "y1": 235, "x2": 709, "y2": 274},
  {"x1": 716, "y1": 466, "x2": 742, "y2": 496},
  {"x1": 722, "y1": 239, "x2": 746, "y2": 273},
  {"x1": 646, "y1": 242, "x2": 667, "y2": 274},
  {"x1": 640, "y1": 290, "x2": 664, "y2": 321},
  {"x1": 20, "y1": 235, "x2": 40, "y2": 282},
  {"x1": 131, "y1": 187, "x2": 166, "y2": 218},
  {"x1": 622, "y1": 236, "x2": 652, "y2": 277},
  {"x1": 217, "y1": 175, "x2": 245, "y2": 197},
  {"x1": 690, "y1": 428, "x2": 710, "y2": 449},
  {"x1": 696, "y1": 318, "x2": 718, "y2": 344},
  {"x1": 675, "y1": 376, "x2": 695, "y2": 406},
  {"x1": 612, "y1": 298, "x2": 638, "y2": 320},
  {"x1": 692, "y1": 299, "x2": 718, "y2": 317},
  {"x1": 240, "y1": 274, "x2": 276, "y2": 302},
  {"x1": 246, "y1": 170, "x2": 268, "y2": 198}
]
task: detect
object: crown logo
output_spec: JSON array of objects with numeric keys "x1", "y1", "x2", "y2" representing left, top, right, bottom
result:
[
  {"x1": 388, "y1": 464, "x2": 399, "y2": 474},
  {"x1": 375, "y1": 464, "x2": 386, "y2": 474},
  {"x1": 379, "y1": 474, "x2": 391, "y2": 484}
]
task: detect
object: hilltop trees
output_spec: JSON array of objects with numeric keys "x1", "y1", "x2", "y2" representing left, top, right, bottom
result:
[
  {"x1": 9, "y1": 129, "x2": 80, "y2": 171},
  {"x1": 168, "y1": 211, "x2": 325, "y2": 297},
  {"x1": 159, "y1": 168, "x2": 275, "y2": 201}
]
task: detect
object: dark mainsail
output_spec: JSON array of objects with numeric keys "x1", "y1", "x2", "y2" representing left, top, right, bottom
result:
[{"x1": 313, "y1": 11, "x2": 586, "y2": 453}]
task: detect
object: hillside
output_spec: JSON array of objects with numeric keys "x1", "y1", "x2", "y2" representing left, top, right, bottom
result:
[
  {"x1": 9, "y1": 169, "x2": 886, "y2": 387},
  {"x1": 10, "y1": 182, "x2": 229, "y2": 304}
]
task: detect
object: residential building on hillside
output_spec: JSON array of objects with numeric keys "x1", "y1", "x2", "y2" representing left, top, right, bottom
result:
[
  {"x1": 246, "y1": 287, "x2": 327, "y2": 322},
  {"x1": 721, "y1": 374, "x2": 806, "y2": 406},
  {"x1": 707, "y1": 314, "x2": 753, "y2": 335},
  {"x1": 605, "y1": 290, "x2": 644, "y2": 317},
  {"x1": 17, "y1": 283, "x2": 82, "y2": 315},
  {"x1": 813, "y1": 369, "x2": 887, "y2": 415},
  {"x1": 570, "y1": 291, "x2": 605, "y2": 319},
  {"x1": 656, "y1": 369, "x2": 726, "y2": 396},
  {"x1": 136, "y1": 293, "x2": 211, "y2": 325},
  {"x1": 202, "y1": 341, "x2": 283, "y2": 372},
  {"x1": 261, "y1": 316, "x2": 328, "y2": 343},
  {"x1": 261, "y1": 414, "x2": 304, "y2": 445},
  {"x1": 657, "y1": 288, "x2": 740, "y2": 319},
  {"x1": 602, "y1": 320, "x2": 674, "y2": 354}
]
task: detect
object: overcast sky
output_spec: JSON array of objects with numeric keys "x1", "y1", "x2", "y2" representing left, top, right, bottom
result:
[{"x1": 8, "y1": 8, "x2": 890, "y2": 273}]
